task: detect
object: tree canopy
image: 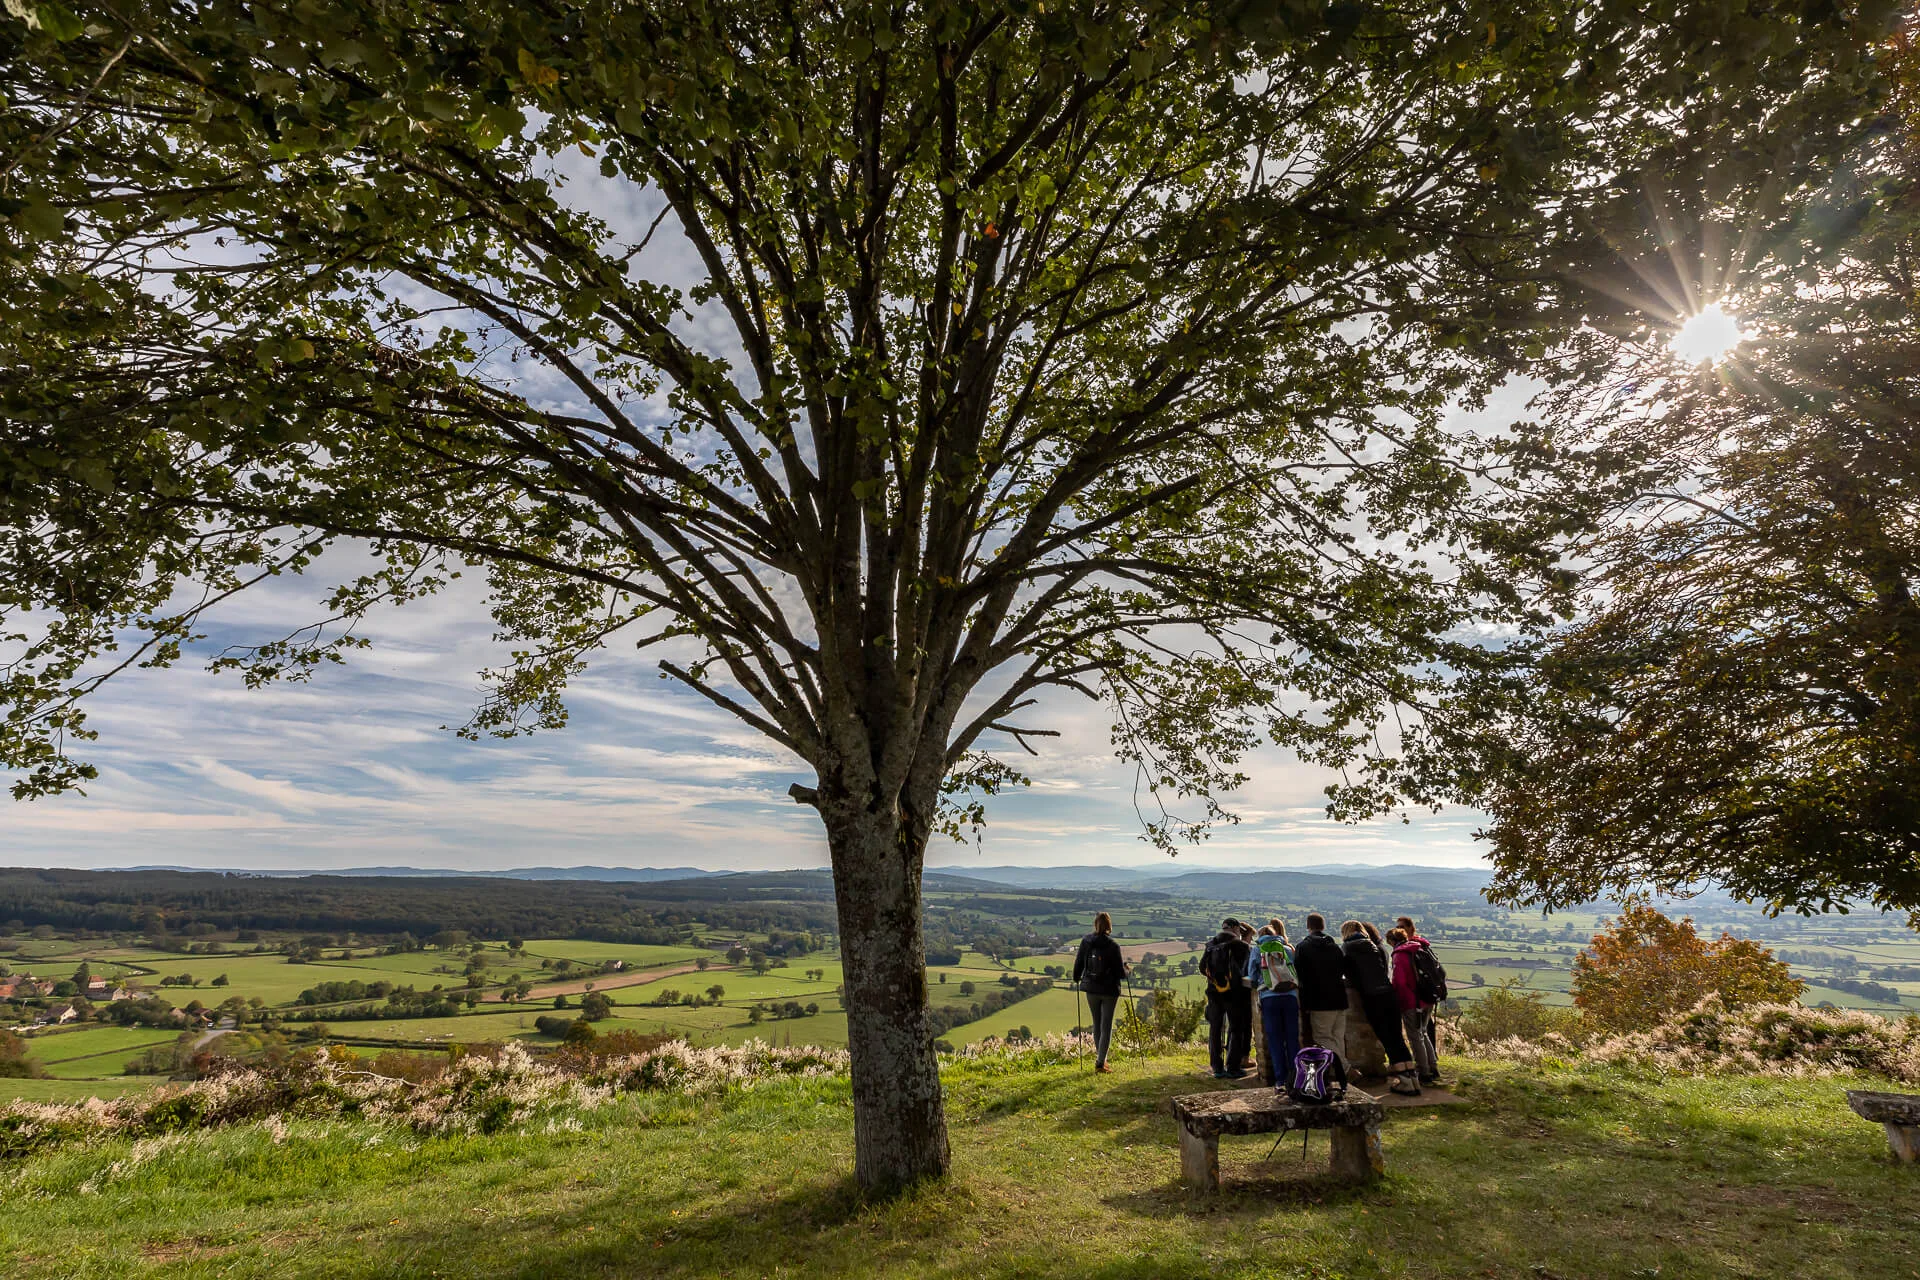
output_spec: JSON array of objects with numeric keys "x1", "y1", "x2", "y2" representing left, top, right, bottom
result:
[
  {"x1": 1475, "y1": 17, "x2": 1920, "y2": 923},
  {"x1": 1, "y1": 0, "x2": 1895, "y2": 1188}
]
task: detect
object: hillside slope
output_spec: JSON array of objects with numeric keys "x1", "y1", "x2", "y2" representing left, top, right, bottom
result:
[{"x1": 2, "y1": 1050, "x2": 1914, "y2": 1278}]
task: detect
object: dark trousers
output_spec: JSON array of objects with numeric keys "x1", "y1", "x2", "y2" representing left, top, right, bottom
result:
[
  {"x1": 1259, "y1": 991, "x2": 1301, "y2": 1090},
  {"x1": 1358, "y1": 987, "x2": 1413, "y2": 1065},
  {"x1": 1086, "y1": 993, "x2": 1118, "y2": 1067},
  {"x1": 1206, "y1": 987, "x2": 1251, "y2": 1074}
]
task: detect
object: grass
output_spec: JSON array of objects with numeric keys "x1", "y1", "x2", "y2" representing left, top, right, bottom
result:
[
  {"x1": 514, "y1": 941, "x2": 714, "y2": 970},
  {"x1": 1, "y1": 1050, "x2": 1913, "y2": 1278},
  {"x1": 19, "y1": 1026, "x2": 182, "y2": 1078},
  {"x1": 944, "y1": 987, "x2": 1086, "y2": 1044},
  {"x1": 0, "y1": 1076, "x2": 156, "y2": 1104}
]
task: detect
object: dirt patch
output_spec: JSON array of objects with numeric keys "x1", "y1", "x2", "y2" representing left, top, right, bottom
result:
[
  {"x1": 140, "y1": 1237, "x2": 233, "y2": 1263},
  {"x1": 1703, "y1": 1182, "x2": 1864, "y2": 1224},
  {"x1": 1120, "y1": 941, "x2": 1197, "y2": 961}
]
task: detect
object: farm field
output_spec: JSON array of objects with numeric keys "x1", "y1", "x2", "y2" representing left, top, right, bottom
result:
[
  {"x1": 17, "y1": 1026, "x2": 180, "y2": 1078},
  {"x1": 5, "y1": 875, "x2": 1918, "y2": 1108},
  {"x1": 513, "y1": 940, "x2": 714, "y2": 970},
  {"x1": 944, "y1": 987, "x2": 1084, "y2": 1045},
  {"x1": 0, "y1": 1075, "x2": 156, "y2": 1104}
]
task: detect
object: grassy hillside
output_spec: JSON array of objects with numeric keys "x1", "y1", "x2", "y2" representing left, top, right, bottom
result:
[{"x1": 2, "y1": 1050, "x2": 1913, "y2": 1278}]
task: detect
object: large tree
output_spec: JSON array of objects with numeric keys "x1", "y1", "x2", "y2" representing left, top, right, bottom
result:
[
  {"x1": 1475, "y1": 17, "x2": 1920, "y2": 924},
  {"x1": 0, "y1": 1, "x2": 1888, "y2": 1187}
]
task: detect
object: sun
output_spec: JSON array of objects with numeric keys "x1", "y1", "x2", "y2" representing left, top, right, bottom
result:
[{"x1": 1671, "y1": 303, "x2": 1745, "y2": 365}]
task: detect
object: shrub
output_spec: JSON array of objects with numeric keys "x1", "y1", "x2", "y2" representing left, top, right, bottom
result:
[
  {"x1": 0, "y1": 1030, "x2": 41, "y2": 1080},
  {"x1": 1450, "y1": 977, "x2": 1587, "y2": 1047},
  {"x1": 1572, "y1": 901, "x2": 1804, "y2": 1033},
  {"x1": 1115, "y1": 991, "x2": 1204, "y2": 1051},
  {"x1": 367, "y1": 1050, "x2": 447, "y2": 1084},
  {"x1": 579, "y1": 992, "x2": 612, "y2": 1021},
  {"x1": 1583, "y1": 997, "x2": 1920, "y2": 1081},
  {"x1": 552, "y1": 1030, "x2": 675, "y2": 1067}
]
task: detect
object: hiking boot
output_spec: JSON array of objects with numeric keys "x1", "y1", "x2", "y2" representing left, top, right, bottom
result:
[
  {"x1": 1389, "y1": 1075, "x2": 1422, "y2": 1096},
  {"x1": 1095, "y1": 1063, "x2": 1113, "y2": 1074}
]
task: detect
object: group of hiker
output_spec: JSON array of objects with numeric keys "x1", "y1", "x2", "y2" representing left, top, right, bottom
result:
[{"x1": 1071, "y1": 911, "x2": 1447, "y2": 1098}]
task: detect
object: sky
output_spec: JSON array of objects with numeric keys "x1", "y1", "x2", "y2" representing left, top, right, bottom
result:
[
  {"x1": 0, "y1": 562, "x2": 1491, "y2": 874},
  {"x1": 1, "y1": 128, "x2": 1507, "y2": 878}
]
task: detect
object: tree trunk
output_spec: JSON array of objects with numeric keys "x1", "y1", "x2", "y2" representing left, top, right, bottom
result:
[{"x1": 822, "y1": 801, "x2": 951, "y2": 1193}]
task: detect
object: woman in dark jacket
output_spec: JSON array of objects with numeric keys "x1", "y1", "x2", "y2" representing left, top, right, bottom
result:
[
  {"x1": 1072, "y1": 912, "x2": 1127, "y2": 1073},
  {"x1": 1340, "y1": 920, "x2": 1420, "y2": 1094}
]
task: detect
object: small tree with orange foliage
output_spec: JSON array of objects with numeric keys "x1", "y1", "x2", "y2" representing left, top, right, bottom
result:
[{"x1": 1572, "y1": 901, "x2": 1804, "y2": 1033}]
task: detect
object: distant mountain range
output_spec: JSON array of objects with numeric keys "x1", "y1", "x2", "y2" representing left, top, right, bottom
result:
[
  {"x1": 103, "y1": 859, "x2": 1490, "y2": 899},
  {"x1": 117, "y1": 864, "x2": 733, "y2": 883},
  {"x1": 925, "y1": 861, "x2": 1489, "y2": 897}
]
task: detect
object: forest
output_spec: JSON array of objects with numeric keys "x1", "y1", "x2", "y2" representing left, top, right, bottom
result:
[{"x1": 0, "y1": 867, "x2": 840, "y2": 941}]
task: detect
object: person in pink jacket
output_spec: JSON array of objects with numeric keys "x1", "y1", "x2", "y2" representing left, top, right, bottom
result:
[
  {"x1": 1396, "y1": 916, "x2": 1440, "y2": 1072},
  {"x1": 1389, "y1": 927, "x2": 1439, "y2": 1086}
]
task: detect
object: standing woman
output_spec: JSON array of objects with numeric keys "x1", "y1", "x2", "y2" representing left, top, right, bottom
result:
[
  {"x1": 1389, "y1": 927, "x2": 1439, "y2": 1086},
  {"x1": 1073, "y1": 912, "x2": 1127, "y2": 1074},
  {"x1": 1252, "y1": 919, "x2": 1302, "y2": 1092},
  {"x1": 1340, "y1": 920, "x2": 1421, "y2": 1095},
  {"x1": 1361, "y1": 920, "x2": 1393, "y2": 968}
]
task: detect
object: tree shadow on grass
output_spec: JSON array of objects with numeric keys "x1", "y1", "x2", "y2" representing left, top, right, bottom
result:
[
  {"x1": 309, "y1": 1168, "x2": 894, "y2": 1280},
  {"x1": 1100, "y1": 1166, "x2": 1376, "y2": 1224},
  {"x1": 1036, "y1": 1067, "x2": 1262, "y2": 1146}
]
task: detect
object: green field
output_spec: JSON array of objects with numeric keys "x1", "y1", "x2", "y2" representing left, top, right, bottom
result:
[
  {"x1": 0, "y1": 1051, "x2": 1913, "y2": 1278},
  {"x1": 514, "y1": 941, "x2": 714, "y2": 970},
  {"x1": 944, "y1": 987, "x2": 1085, "y2": 1044},
  {"x1": 18, "y1": 1025, "x2": 182, "y2": 1078},
  {"x1": 0, "y1": 1076, "x2": 157, "y2": 1104},
  {"x1": 7, "y1": 895, "x2": 1917, "y2": 1111}
]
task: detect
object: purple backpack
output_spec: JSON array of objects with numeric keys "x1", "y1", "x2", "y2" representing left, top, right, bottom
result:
[{"x1": 1287, "y1": 1045, "x2": 1348, "y2": 1104}]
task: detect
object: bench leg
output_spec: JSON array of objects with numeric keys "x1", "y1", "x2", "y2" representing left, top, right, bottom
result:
[
  {"x1": 1329, "y1": 1123, "x2": 1383, "y2": 1182},
  {"x1": 1887, "y1": 1123, "x2": 1920, "y2": 1164},
  {"x1": 1179, "y1": 1125, "x2": 1220, "y2": 1191}
]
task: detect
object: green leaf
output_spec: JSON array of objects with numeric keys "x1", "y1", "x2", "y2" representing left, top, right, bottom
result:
[
  {"x1": 13, "y1": 200, "x2": 64, "y2": 240},
  {"x1": 468, "y1": 116, "x2": 506, "y2": 150},
  {"x1": 32, "y1": 2, "x2": 83, "y2": 40}
]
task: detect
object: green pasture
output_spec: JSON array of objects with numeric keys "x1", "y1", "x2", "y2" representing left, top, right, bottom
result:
[
  {"x1": 19, "y1": 1026, "x2": 181, "y2": 1078},
  {"x1": 298, "y1": 950, "x2": 472, "y2": 978},
  {"x1": 328, "y1": 1010, "x2": 534, "y2": 1044},
  {"x1": 943, "y1": 988, "x2": 1086, "y2": 1045},
  {"x1": 514, "y1": 940, "x2": 714, "y2": 970},
  {"x1": 125, "y1": 954, "x2": 358, "y2": 1005},
  {"x1": 0, "y1": 1075, "x2": 158, "y2": 1104},
  {"x1": 1801, "y1": 981, "x2": 1915, "y2": 1014}
]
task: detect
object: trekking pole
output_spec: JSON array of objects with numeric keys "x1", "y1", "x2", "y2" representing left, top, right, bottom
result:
[{"x1": 1074, "y1": 981, "x2": 1084, "y2": 1066}]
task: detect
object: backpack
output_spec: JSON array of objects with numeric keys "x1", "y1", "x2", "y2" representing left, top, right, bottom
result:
[
  {"x1": 1201, "y1": 938, "x2": 1238, "y2": 993},
  {"x1": 1256, "y1": 937, "x2": 1298, "y2": 993},
  {"x1": 1288, "y1": 1045, "x2": 1348, "y2": 1105},
  {"x1": 1410, "y1": 942, "x2": 1448, "y2": 1004},
  {"x1": 1081, "y1": 937, "x2": 1109, "y2": 986}
]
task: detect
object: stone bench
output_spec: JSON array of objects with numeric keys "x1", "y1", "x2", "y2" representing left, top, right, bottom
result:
[
  {"x1": 1847, "y1": 1090, "x2": 1920, "y2": 1163},
  {"x1": 1170, "y1": 1089, "x2": 1386, "y2": 1191}
]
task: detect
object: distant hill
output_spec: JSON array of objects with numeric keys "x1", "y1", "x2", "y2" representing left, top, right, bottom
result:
[
  {"x1": 117, "y1": 864, "x2": 733, "y2": 883},
  {"x1": 1139, "y1": 867, "x2": 1490, "y2": 903},
  {"x1": 925, "y1": 862, "x2": 1489, "y2": 899},
  {"x1": 922, "y1": 864, "x2": 1196, "y2": 889}
]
